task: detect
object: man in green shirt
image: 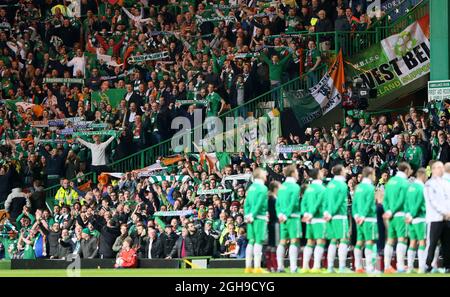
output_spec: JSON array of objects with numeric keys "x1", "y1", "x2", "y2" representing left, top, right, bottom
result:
[
  {"x1": 324, "y1": 165, "x2": 350, "y2": 273},
  {"x1": 205, "y1": 83, "x2": 225, "y2": 117},
  {"x1": 300, "y1": 168, "x2": 326, "y2": 272},
  {"x1": 304, "y1": 40, "x2": 322, "y2": 88},
  {"x1": 405, "y1": 168, "x2": 427, "y2": 273},
  {"x1": 244, "y1": 168, "x2": 269, "y2": 274},
  {"x1": 275, "y1": 165, "x2": 301, "y2": 273},
  {"x1": 352, "y1": 167, "x2": 378, "y2": 273},
  {"x1": 260, "y1": 50, "x2": 291, "y2": 108},
  {"x1": 0, "y1": 231, "x2": 18, "y2": 260},
  {"x1": 383, "y1": 162, "x2": 411, "y2": 273},
  {"x1": 404, "y1": 135, "x2": 424, "y2": 172}
]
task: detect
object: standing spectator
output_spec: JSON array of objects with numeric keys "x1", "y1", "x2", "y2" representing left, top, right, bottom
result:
[
  {"x1": 76, "y1": 135, "x2": 115, "y2": 176},
  {"x1": 79, "y1": 228, "x2": 98, "y2": 259},
  {"x1": 144, "y1": 228, "x2": 163, "y2": 259},
  {"x1": 5, "y1": 188, "x2": 31, "y2": 221},
  {"x1": 98, "y1": 220, "x2": 120, "y2": 259}
]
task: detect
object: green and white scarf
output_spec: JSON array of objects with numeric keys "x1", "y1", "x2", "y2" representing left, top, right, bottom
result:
[
  {"x1": 197, "y1": 188, "x2": 232, "y2": 195},
  {"x1": 128, "y1": 51, "x2": 169, "y2": 64},
  {"x1": 148, "y1": 175, "x2": 190, "y2": 184}
]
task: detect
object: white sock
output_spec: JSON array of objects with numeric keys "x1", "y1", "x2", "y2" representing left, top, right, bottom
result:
[
  {"x1": 418, "y1": 247, "x2": 426, "y2": 272},
  {"x1": 365, "y1": 247, "x2": 374, "y2": 271},
  {"x1": 407, "y1": 248, "x2": 417, "y2": 270},
  {"x1": 432, "y1": 246, "x2": 440, "y2": 269},
  {"x1": 338, "y1": 243, "x2": 348, "y2": 269},
  {"x1": 327, "y1": 243, "x2": 337, "y2": 269},
  {"x1": 303, "y1": 245, "x2": 313, "y2": 269},
  {"x1": 276, "y1": 244, "x2": 285, "y2": 271},
  {"x1": 254, "y1": 244, "x2": 263, "y2": 269},
  {"x1": 245, "y1": 243, "x2": 254, "y2": 268},
  {"x1": 384, "y1": 244, "x2": 394, "y2": 269},
  {"x1": 313, "y1": 245, "x2": 324, "y2": 269},
  {"x1": 396, "y1": 242, "x2": 407, "y2": 271},
  {"x1": 354, "y1": 247, "x2": 363, "y2": 270},
  {"x1": 289, "y1": 244, "x2": 299, "y2": 272}
]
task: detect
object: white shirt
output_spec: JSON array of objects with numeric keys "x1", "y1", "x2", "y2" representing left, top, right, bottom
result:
[
  {"x1": 77, "y1": 136, "x2": 115, "y2": 166},
  {"x1": 147, "y1": 238, "x2": 153, "y2": 259},
  {"x1": 67, "y1": 56, "x2": 86, "y2": 76},
  {"x1": 128, "y1": 111, "x2": 136, "y2": 123},
  {"x1": 125, "y1": 92, "x2": 133, "y2": 102},
  {"x1": 424, "y1": 176, "x2": 450, "y2": 223}
]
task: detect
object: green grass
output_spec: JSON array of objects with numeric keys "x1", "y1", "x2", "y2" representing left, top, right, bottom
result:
[{"x1": 0, "y1": 268, "x2": 449, "y2": 277}]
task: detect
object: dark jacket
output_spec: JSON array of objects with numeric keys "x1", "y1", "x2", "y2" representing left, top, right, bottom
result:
[
  {"x1": 47, "y1": 230, "x2": 61, "y2": 257},
  {"x1": 98, "y1": 225, "x2": 120, "y2": 258},
  {"x1": 160, "y1": 232, "x2": 178, "y2": 258},
  {"x1": 30, "y1": 187, "x2": 46, "y2": 213},
  {"x1": 143, "y1": 236, "x2": 163, "y2": 259},
  {"x1": 57, "y1": 237, "x2": 74, "y2": 259},
  {"x1": 79, "y1": 236, "x2": 98, "y2": 258},
  {"x1": 169, "y1": 233, "x2": 198, "y2": 258}
]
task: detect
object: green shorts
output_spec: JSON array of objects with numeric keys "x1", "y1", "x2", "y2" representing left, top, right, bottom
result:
[
  {"x1": 356, "y1": 219, "x2": 378, "y2": 242},
  {"x1": 387, "y1": 216, "x2": 406, "y2": 239},
  {"x1": 328, "y1": 217, "x2": 349, "y2": 240},
  {"x1": 247, "y1": 219, "x2": 268, "y2": 244},
  {"x1": 306, "y1": 219, "x2": 326, "y2": 240},
  {"x1": 407, "y1": 219, "x2": 426, "y2": 241},
  {"x1": 280, "y1": 218, "x2": 302, "y2": 240}
]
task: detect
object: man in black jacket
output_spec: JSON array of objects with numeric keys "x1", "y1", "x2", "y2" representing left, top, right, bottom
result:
[
  {"x1": 98, "y1": 220, "x2": 120, "y2": 258},
  {"x1": 144, "y1": 228, "x2": 163, "y2": 259},
  {"x1": 160, "y1": 225, "x2": 178, "y2": 258},
  {"x1": 200, "y1": 220, "x2": 219, "y2": 257},
  {"x1": 167, "y1": 226, "x2": 198, "y2": 258}
]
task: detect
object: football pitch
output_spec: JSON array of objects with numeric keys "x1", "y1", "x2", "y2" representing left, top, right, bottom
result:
[{"x1": 0, "y1": 268, "x2": 449, "y2": 277}]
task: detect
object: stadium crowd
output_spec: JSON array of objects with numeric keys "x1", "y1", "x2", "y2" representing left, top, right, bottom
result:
[{"x1": 1, "y1": 0, "x2": 450, "y2": 273}]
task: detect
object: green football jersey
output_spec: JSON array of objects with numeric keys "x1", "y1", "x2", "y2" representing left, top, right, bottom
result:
[
  {"x1": 301, "y1": 181, "x2": 326, "y2": 219},
  {"x1": 324, "y1": 176, "x2": 348, "y2": 217},
  {"x1": 244, "y1": 179, "x2": 268, "y2": 219},
  {"x1": 352, "y1": 179, "x2": 376, "y2": 219},
  {"x1": 405, "y1": 180, "x2": 425, "y2": 219},
  {"x1": 383, "y1": 172, "x2": 410, "y2": 215},
  {"x1": 276, "y1": 177, "x2": 301, "y2": 218}
]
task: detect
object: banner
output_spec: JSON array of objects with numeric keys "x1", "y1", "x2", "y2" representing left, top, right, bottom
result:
[
  {"x1": 153, "y1": 210, "x2": 194, "y2": 217},
  {"x1": 287, "y1": 50, "x2": 345, "y2": 126},
  {"x1": 91, "y1": 89, "x2": 127, "y2": 108},
  {"x1": 346, "y1": 14, "x2": 430, "y2": 97},
  {"x1": 177, "y1": 100, "x2": 208, "y2": 106},
  {"x1": 128, "y1": 51, "x2": 169, "y2": 64},
  {"x1": 196, "y1": 15, "x2": 236, "y2": 24},
  {"x1": 276, "y1": 144, "x2": 315, "y2": 153},
  {"x1": 73, "y1": 130, "x2": 119, "y2": 137},
  {"x1": 197, "y1": 189, "x2": 232, "y2": 195},
  {"x1": 147, "y1": 175, "x2": 190, "y2": 184},
  {"x1": 43, "y1": 78, "x2": 84, "y2": 84}
]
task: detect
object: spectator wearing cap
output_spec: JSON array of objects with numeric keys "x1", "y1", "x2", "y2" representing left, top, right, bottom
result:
[
  {"x1": 200, "y1": 219, "x2": 219, "y2": 257},
  {"x1": 79, "y1": 227, "x2": 98, "y2": 258}
]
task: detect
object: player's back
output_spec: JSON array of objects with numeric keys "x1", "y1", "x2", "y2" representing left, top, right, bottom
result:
[
  {"x1": 353, "y1": 182, "x2": 376, "y2": 218},
  {"x1": 406, "y1": 181, "x2": 426, "y2": 218},
  {"x1": 304, "y1": 182, "x2": 326, "y2": 218},
  {"x1": 247, "y1": 181, "x2": 268, "y2": 216},
  {"x1": 325, "y1": 178, "x2": 348, "y2": 216}
]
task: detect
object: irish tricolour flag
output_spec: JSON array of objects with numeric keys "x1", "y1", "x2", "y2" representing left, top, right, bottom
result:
[{"x1": 286, "y1": 50, "x2": 346, "y2": 126}]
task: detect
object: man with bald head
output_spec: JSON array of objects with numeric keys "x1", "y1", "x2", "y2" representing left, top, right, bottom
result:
[{"x1": 424, "y1": 161, "x2": 450, "y2": 273}]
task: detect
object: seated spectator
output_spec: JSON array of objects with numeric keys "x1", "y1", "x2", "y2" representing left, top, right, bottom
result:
[{"x1": 115, "y1": 237, "x2": 137, "y2": 268}]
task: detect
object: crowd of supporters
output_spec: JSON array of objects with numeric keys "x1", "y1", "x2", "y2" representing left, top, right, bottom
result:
[{"x1": 1, "y1": 0, "x2": 449, "y2": 265}]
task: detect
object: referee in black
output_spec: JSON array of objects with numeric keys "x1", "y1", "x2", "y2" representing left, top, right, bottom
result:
[{"x1": 424, "y1": 161, "x2": 450, "y2": 273}]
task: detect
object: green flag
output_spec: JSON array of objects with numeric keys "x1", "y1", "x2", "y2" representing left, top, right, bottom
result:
[{"x1": 91, "y1": 89, "x2": 127, "y2": 108}]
